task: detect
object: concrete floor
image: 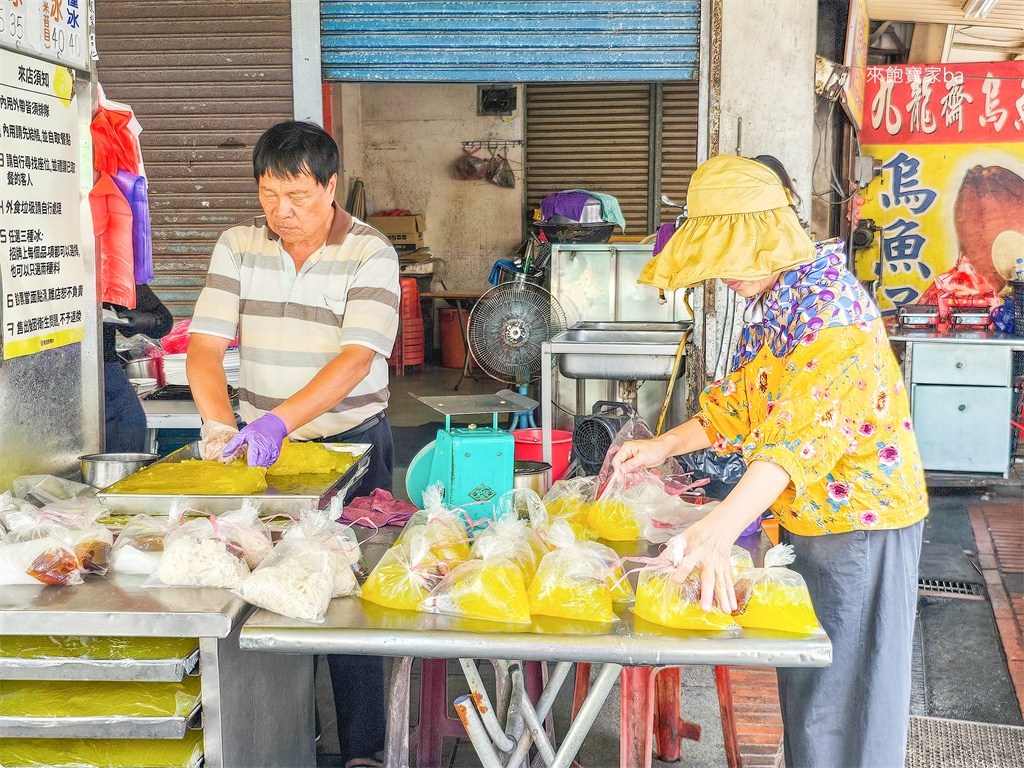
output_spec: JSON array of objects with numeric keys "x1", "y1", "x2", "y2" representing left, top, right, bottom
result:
[{"x1": 314, "y1": 365, "x2": 1022, "y2": 767}]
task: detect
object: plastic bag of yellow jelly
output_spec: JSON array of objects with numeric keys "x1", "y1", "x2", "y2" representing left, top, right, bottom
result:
[
  {"x1": 0, "y1": 731, "x2": 204, "y2": 768},
  {"x1": 420, "y1": 557, "x2": 531, "y2": 623},
  {"x1": 542, "y1": 477, "x2": 598, "y2": 541},
  {"x1": 266, "y1": 439, "x2": 357, "y2": 476},
  {"x1": 398, "y1": 483, "x2": 471, "y2": 563},
  {"x1": 0, "y1": 636, "x2": 198, "y2": 660},
  {"x1": 470, "y1": 513, "x2": 539, "y2": 583},
  {"x1": 585, "y1": 500, "x2": 639, "y2": 541},
  {"x1": 361, "y1": 539, "x2": 444, "y2": 611},
  {"x1": 527, "y1": 545, "x2": 616, "y2": 623},
  {"x1": 0, "y1": 677, "x2": 201, "y2": 718},
  {"x1": 732, "y1": 544, "x2": 822, "y2": 634},
  {"x1": 576, "y1": 540, "x2": 635, "y2": 602},
  {"x1": 634, "y1": 568, "x2": 739, "y2": 631},
  {"x1": 105, "y1": 459, "x2": 267, "y2": 495}
]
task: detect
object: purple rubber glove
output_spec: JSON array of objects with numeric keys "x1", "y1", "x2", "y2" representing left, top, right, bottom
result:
[{"x1": 223, "y1": 413, "x2": 289, "y2": 467}]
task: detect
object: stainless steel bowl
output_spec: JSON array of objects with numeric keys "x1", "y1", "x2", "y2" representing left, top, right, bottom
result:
[
  {"x1": 513, "y1": 460, "x2": 552, "y2": 497},
  {"x1": 80, "y1": 453, "x2": 159, "y2": 489},
  {"x1": 123, "y1": 356, "x2": 161, "y2": 384}
]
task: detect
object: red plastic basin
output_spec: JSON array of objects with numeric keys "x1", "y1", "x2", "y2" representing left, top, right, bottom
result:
[{"x1": 512, "y1": 429, "x2": 573, "y2": 482}]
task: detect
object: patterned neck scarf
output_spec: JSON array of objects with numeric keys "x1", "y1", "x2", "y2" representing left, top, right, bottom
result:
[{"x1": 731, "y1": 239, "x2": 880, "y2": 372}]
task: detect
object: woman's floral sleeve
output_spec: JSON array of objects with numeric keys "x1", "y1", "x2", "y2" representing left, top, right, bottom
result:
[{"x1": 698, "y1": 368, "x2": 751, "y2": 455}]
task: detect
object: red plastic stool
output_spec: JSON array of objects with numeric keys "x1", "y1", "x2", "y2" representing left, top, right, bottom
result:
[
  {"x1": 411, "y1": 658, "x2": 465, "y2": 767},
  {"x1": 389, "y1": 277, "x2": 425, "y2": 376}
]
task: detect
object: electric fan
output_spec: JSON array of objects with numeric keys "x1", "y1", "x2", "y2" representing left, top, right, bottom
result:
[
  {"x1": 467, "y1": 277, "x2": 567, "y2": 430},
  {"x1": 572, "y1": 401, "x2": 635, "y2": 475}
]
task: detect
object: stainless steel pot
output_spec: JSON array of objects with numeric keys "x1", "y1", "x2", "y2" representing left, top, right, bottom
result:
[
  {"x1": 80, "y1": 453, "x2": 159, "y2": 490},
  {"x1": 513, "y1": 460, "x2": 551, "y2": 497},
  {"x1": 123, "y1": 356, "x2": 162, "y2": 385}
]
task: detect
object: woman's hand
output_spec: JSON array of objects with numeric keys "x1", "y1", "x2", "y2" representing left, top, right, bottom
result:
[
  {"x1": 612, "y1": 437, "x2": 674, "y2": 473},
  {"x1": 670, "y1": 511, "x2": 741, "y2": 613}
]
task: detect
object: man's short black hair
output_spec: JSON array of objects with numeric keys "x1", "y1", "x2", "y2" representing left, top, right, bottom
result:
[{"x1": 252, "y1": 121, "x2": 339, "y2": 187}]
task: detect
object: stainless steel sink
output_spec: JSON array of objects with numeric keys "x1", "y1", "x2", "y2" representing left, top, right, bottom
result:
[{"x1": 550, "y1": 321, "x2": 690, "y2": 380}]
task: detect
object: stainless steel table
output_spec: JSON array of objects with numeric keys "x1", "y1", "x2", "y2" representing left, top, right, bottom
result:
[
  {"x1": 1, "y1": 575, "x2": 312, "y2": 768},
  {"x1": 240, "y1": 533, "x2": 831, "y2": 768}
]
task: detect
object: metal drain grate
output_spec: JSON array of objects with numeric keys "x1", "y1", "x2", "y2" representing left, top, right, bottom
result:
[
  {"x1": 906, "y1": 716, "x2": 1024, "y2": 768},
  {"x1": 917, "y1": 578, "x2": 986, "y2": 599}
]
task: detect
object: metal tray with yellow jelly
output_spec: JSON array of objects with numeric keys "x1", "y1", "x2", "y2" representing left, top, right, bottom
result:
[{"x1": 97, "y1": 441, "x2": 372, "y2": 516}]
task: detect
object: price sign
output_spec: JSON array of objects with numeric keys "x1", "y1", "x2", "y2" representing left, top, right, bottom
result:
[
  {"x1": 38, "y1": 0, "x2": 87, "y2": 70},
  {"x1": 0, "y1": 47, "x2": 86, "y2": 358},
  {"x1": 1, "y1": 0, "x2": 41, "y2": 55}
]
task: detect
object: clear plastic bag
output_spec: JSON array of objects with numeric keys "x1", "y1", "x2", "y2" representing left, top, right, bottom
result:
[
  {"x1": 236, "y1": 538, "x2": 337, "y2": 623},
  {"x1": 110, "y1": 514, "x2": 171, "y2": 576},
  {"x1": 215, "y1": 499, "x2": 273, "y2": 569},
  {"x1": 527, "y1": 545, "x2": 616, "y2": 623},
  {"x1": 0, "y1": 677, "x2": 201, "y2": 718},
  {"x1": 420, "y1": 557, "x2": 531, "y2": 623},
  {"x1": 0, "y1": 732, "x2": 204, "y2": 768},
  {"x1": 398, "y1": 483, "x2": 472, "y2": 563},
  {"x1": 634, "y1": 567, "x2": 739, "y2": 631},
  {"x1": 147, "y1": 506, "x2": 251, "y2": 589},
  {"x1": 361, "y1": 537, "x2": 445, "y2": 611},
  {"x1": 643, "y1": 498, "x2": 718, "y2": 544},
  {"x1": 285, "y1": 508, "x2": 361, "y2": 597},
  {"x1": 36, "y1": 499, "x2": 115, "y2": 575},
  {"x1": 12, "y1": 475, "x2": 97, "y2": 506},
  {"x1": 732, "y1": 544, "x2": 822, "y2": 634},
  {"x1": 0, "y1": 512, "x2": 83, "y2": 586},
  {"x1": 596, "y1": 414, "x2": 684, "y2": 486},
  {"x1": 577, "y1": 540, "x2": 635, "y2": 602},
  {"x1": 586, "y1": 471, "x2": 670, "y2": 542},
  {"x1": 542, "y1": 477, "x2": 598, "y2": 541},
  {"x1": 497, "y1": 488, "x2": 546, "y2": 523},
  {"x1": 470, "y1": 513, "x2": 540, "y2": 583}
]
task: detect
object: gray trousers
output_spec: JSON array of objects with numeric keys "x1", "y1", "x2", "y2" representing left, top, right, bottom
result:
[{"x1": 777, "y1": 520, "x2": 924, "y2": 768}]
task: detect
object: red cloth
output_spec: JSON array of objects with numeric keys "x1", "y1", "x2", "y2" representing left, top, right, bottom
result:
[
  {"x1": 920, "y1": 254, "x2": 1001, "y2": 318},
  {"x1": 91, "y1": 106, "x2": 141, "y2": 176},
  {"x1": 340, "y1": 489, "x2": 418, "y2": 527},
  {"x1": 90, "y1": 174, "x2": 136, "y2": 308}
]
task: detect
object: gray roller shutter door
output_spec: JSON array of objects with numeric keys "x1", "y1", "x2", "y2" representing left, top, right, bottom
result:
[
  {"x1": 94, "y1": 1, "x2": 294, "y2": 317},
  {"x1": 525, "y1": 81, "x2": 699, "y2": 239}
]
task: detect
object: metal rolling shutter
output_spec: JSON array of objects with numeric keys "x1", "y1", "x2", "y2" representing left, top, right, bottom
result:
[
  {"x1": 94, "y1": 1, "x2": 293, "y2": 317},
  {"x1": 320, "y1": 1, "x2": 700, "y2": 82},
  {"x1": 659, "y1": 81, "x2": 699, "y2": 224},
  {"x1": 525, "y1": 84, "x2": 652, "y2": 238}
]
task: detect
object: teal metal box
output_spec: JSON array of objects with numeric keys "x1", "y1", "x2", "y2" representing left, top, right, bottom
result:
[{"x1": 428, "y1": 426, "x2": 514, "y2": 516}]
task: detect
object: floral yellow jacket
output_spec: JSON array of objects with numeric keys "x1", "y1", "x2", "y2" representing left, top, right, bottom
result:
[{"x1": 698, "y1": 318, "x2": 928, "y2": 536}]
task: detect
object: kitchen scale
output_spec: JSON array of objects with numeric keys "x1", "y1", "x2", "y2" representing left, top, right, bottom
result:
[{"x1": 405, "y1": 389, "x2": 539, "y2": 519}]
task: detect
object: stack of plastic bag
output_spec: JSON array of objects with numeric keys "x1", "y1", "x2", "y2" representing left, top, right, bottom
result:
[
  {"x1": 36, "y1": 499, "x2": 115, "y2": 575},
  {"x1": 633, "y1": 538, "x2": 751, "y2": 631},
  {"x1": 361, "y1": 536, "x2": 445, "y2": 611},
  {"x1": 527, "y1": 542, "x2": 617, "y2": 623},
  {"x1": 470, "y1": 512, "x2": 541, "y2": 583},
  {"x1": 732, "y1": 544, "x2": 822, "y2": 634},
  {"x1": 398, "y1": 484, "x2": 471, "y2": 563},
  {"x1": 236, "y1": 530, "x2": 339, "y2": 623},
  {"x1": 285, "y1": 509, "x2": 360, "y2": 598},
  {"x1": 0, "y1": 509, "x2": 83, "y2": 586},
  {"x1": 147, "y1": 503, "x2": 269, "y2": 589},
  {"x1": 420, "y1": 556, "x2": 531, "y2": 623}
]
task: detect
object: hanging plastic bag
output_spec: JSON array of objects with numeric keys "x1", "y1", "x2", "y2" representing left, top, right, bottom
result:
[
  {"x1": 527, "y1": 544, "x2": 617, "y2": 623},
  {"x1": 470, "y1": 512, "x2": 540, "y2": 582},
  {"x1": 235, "y1": 537, "x2": 337, "y2": 623},
  {"x1": 485, "y1": 147, "x2": 516, "y2": 188},
  {"x1": 732, "y1": 544, "x2": 822, "y2": 634},
  {"x1": 0, "y1": 512, "x2": 83, "y2": 586},
  {"x1": 285, "y1": 508, "x2": 361, "y2": 597},
  {"x1": 596, "y1": 413, "x2": 685, "y2": 486},
  {"x1": 361, "y1": 537, "x2": 446, "y2": 611},
  {"x1": 454, "y1": 148, "x2": 486, "y2": 180},
  {"x1": 420, "y1": 556, "x2": 531, "y2": 623}
]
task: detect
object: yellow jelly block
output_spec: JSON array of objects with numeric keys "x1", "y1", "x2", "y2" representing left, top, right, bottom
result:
[
  {"x1": 267, "y1": 440, "x2": 357, "y2": 476},
  {"x1": 585, "y1": 501, "x2": 639, "y2": 541},
  {"x1": 528, "y1": 579, "x2": 615, "y2": 623},
  {"x1": 634, "y1": 571, "x2": 737, "y2": 631},
  {"x1": 734, "y1": 583, "x2": 822, "y2": 634},
  {"x1": 0, "y1": 636, "x2": 198, "y2": 661},
  {"x1": 0, "y1": 731, "x2": 204, "y2": 768},
  {"x1": 360, "y1": 547, "x2": 440, "y2": 611},
  {"x1": 0, "y1": 677, "x2": 201, "y2": 718},
  {"x1": 105, "y1": 460, "x2": 267, "y2": 495},
  {"x1": 428, "y1": 561, "x2": 531, "y2": 623}
]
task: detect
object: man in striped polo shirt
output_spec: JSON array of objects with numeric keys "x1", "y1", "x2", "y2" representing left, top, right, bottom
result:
[{"x1": 186, "y1": 121, "x2": 398, "y2": 766}]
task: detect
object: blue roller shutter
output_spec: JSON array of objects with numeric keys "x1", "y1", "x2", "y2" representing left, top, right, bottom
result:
[{"x1": 321, "y1": 1, "x2": 700, "y2": 82}]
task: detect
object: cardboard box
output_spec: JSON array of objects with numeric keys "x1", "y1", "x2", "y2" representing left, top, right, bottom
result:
[{"x1": 369, "y1": 214, "x2": 426, "y2": 248}]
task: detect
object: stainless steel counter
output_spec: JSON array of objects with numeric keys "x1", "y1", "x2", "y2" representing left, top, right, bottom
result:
[
  {"x1": 240, "y1": 531, "x2": 831, "y2": 669},
  {"x1": 887, "y1": 326, "x2": 1024, "y2": 348}
]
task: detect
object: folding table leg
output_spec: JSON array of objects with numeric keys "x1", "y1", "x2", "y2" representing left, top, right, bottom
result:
[
  {"x1": 619, "y1": 666, "x2": 657, "y2": 768},
  {"x1": 715, "y1": 665, "x2": 742, "y2": 768}
]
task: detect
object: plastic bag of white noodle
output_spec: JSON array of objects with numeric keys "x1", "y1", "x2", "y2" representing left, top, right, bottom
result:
[
  {"x1": 216, "y1": 499, "x2": 273, "y2": 569},
  {"x1": 235, "y1": 538, "x2": 336, "y2": 623},
  {"x1": 285, "y1": 509, "x2": 360, "y2": 597},
  {"x1": 146, "y1": 515, "x2": 250, "y2": 589}
]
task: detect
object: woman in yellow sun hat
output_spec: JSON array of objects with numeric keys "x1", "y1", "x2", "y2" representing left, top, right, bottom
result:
[{"x1": 614, "y1": 154, "x2": 928, "y2": 768}]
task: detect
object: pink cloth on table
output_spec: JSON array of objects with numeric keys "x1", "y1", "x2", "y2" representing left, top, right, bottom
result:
[{"x1": 341, "y1": 489, "x2": 417, "y2": 527}]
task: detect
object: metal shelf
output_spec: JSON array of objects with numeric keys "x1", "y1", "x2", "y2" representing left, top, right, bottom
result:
[
  {"x1": 0, "y1": 702, "x2": 202, "y2": 739},
  {"x1": 0, "y1": 648, "x2": 201, "y2": 682}
]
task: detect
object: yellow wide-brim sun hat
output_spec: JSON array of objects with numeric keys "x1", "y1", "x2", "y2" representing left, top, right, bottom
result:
[{"x1": 638, "y1": 154, "x2": 816, "y2": 290}]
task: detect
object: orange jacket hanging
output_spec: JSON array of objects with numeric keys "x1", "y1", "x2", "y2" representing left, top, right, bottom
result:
[
  {"x1": 91, "y1": 105, "x2": 141, "y2": 176},
  {"x1": 90, "y1": 174, "x2": 136, "y2": 308}
]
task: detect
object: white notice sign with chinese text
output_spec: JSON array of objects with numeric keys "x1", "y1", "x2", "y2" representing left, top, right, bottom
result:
[{"x1": 0, "y1": 46, "x2": 85, "y2": 358}]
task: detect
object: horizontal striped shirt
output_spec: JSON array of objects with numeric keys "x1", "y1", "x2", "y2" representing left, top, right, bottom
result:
[{"x1": 189, "y1": 208, "x2": 400, "y2": 440}]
